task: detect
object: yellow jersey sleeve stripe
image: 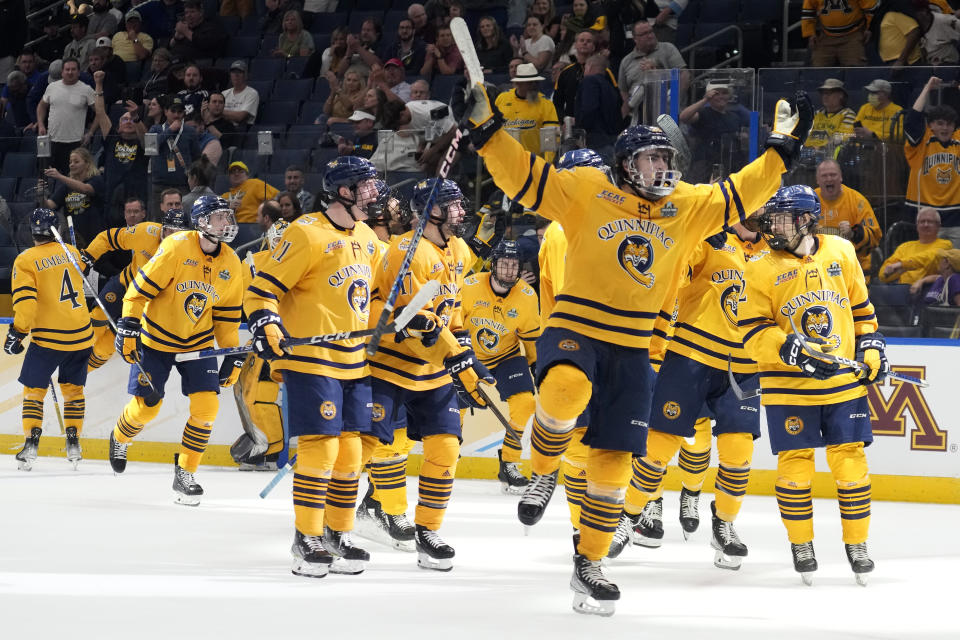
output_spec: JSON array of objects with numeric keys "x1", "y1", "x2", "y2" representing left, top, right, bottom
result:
[
  {"x1": 375, "y1": 344, "x2": 430, "y2": 366},
  {"x1": 759, "y1": 380, "x2": 861, "y2": 396},
  {"x1": 31, "y1": 332, "x2": 94, "y2": 346},
  {"x1": 108, "y1": 228, "x2": 122, "y2": 250},
  {"x1": 483, "y1": 345, "x2": 522, "y2": 367},
  {"x1": 510, "y1": 153, "x2": 538, "y2": 204},
  {"x1": 12, "y1": 295, "x2": 37, "y2": 306},
  {"x1": 675, "y1": 321, "x2": 743, "y2": 349},
  {"x1": 135, "y1": 268, "x2": 163, "y2": 293},
  {"x1": 213, "y1": 316, "x2": 241, "y2": 323},
  {"x1": 258, "y1": 270, "x2": 290, "y2": 294},
  {"x1": 32, "y1": 323, "x2": 92, "y2": 335},
  {"x1": 214, "y1": 304, "x2": 243, "y2": 311},
  {"x1": 142, "y1": 328, "x2": 213, "y2": 350},
  {"x1": 671, "y1": 334, "x2": 755, "y2": 365},
  {"x1": 742, "y1": 321, "x2": 777, "y2": 344},
  {"x1": 12, "y1": 285, "x2": 37, "y2": 295},
  {"x1": 720, "y1": 178, "x2": 747, "y2": 226},
  {"x1": 247, "y1": 284, "x2": 277, "y2": 301},
  {"x1": 531, "y1": 162, "x2": 551, "y2": 211}
]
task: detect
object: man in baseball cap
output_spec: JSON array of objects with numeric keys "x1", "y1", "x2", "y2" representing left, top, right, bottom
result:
[
  {"x1": 380, "y1": 58, "x2": 412, "y2": 102},
  {"x1": 806, "y1": 78, "x2": 856, "y2": 150},
  {"x1": 112, "y1": 10, "x2": 155, "y2": 63},
  {"x1": 222, "y1": 160, "x2": 279, "y2": 224},
  {"x1": 854, "y1": 78, "x2": 902, "y2": 142},
  {"x1": 494, "y1": 62, "x2": 559, "y2": 160}
]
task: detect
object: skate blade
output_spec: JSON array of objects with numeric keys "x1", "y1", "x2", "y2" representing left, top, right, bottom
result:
[
  {"x1": 328, "y1": 557, "x2": 366, "y2": 575},
  {"x1": 631, "y1": 534, "x2": 662, "y2": 548},
  {"x1": 16, "y1": 459, "x2": 34, "y2": 471},
  {"x1": 682, "y1": 529, "x2": 692, "y2": 541},
  {"x1": 713, "y1": 551, "x2": 742, "y2": 570},
  {"x1": 800, "y1": 572, "x2": 814, "y2": 586},
  {"x1": 70, "y1": 460, "x2": 80, "y2": 471},
  {"x1": 855, "y1": 573, "x2": 868, "y2": 587},
  {"x1": 417, "y1": 553, "x2": 453, "y2": 572},
  {"x1": 500, "y1": 482, "x2": 527, "y2": 496},
  {"x1": 353, "y1": 515, "x2": 415, "y2": 552},
  {"x1": 571, "y1": 591, "x2": 616, "y2": 617},
  {"x1": 291, "y1": 558, "x2": 330, "y2": 578},
  {"x1": 174, "y1": 492, "x2": 202, "y2": 507}
]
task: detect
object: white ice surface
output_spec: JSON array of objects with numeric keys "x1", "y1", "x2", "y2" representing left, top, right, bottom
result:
[{"x1": 1, "y1": 459, "x2": 957, "y2": 639}]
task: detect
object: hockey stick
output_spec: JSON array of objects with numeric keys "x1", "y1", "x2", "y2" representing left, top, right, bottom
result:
[
  {"x1": 786, "y1": 313, "x2": 927, "y2": 387},
  {"x1": 474, "y1": 381, "x2": 523, "y2": 444},
  {"x1": 259, "y1": 453, "x2": 295, "y2": 499},
  {"x1": 655, "y1": 114, "x2": 691, "y2": 173},
  {"x1": 49, "y1": 227, "x2": 159, "y2": 396},
  {"x1": 48, "y1": 380, "x2": 66, "y2": 434},
  {"x1": 180, "y1": 280, "x2": 442, "y2": 362},
  {"x1": 727, "y1": 358, "x2": 761, "y2": 401}
]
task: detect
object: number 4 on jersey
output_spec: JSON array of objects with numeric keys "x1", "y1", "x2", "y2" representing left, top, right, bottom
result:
[{"x1": 60, "y1": 269, "x2": 82, "y2": 309}]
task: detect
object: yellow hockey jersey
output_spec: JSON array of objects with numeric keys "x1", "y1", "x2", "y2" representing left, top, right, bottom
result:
[
  {"x1": 816, "y1": 185, "x2": 882, "y2": 274},
  {"x1": 85, "y1": 222, "x2": 163, "y2": 289},
  {"x1": 802, "y1": 0, "x2": 877, "y2": 38},
  {"x1": 11, "y1": 241, "x2": 94, "y2": 351},
  {"x1": 241, "y1": 249, "x2": 271, "y2": 291},
  {"x1": 477, "y1": 128, "x2": 787, "y2": 350},
  {"x1": 125, "y1": 231, "x2": 243, "y2": 353},
  {"x1": 905, "y1": 127, "x2": 960, "y2": 212},
  {"x1": 740, "y1": 235, "x2": 878, "y2": 405},
  {"x1": 807, "y1": 108, "x2": 856, "y2": 149},
  {"x1": 369, "y1": 231, "x2": 473, "y2": 391},
  {"x1": 244, "y1": 213, "x2": 380, "y2": 379},
  {"x1": 462, "y1": 272, "x2": 540, "y2": 368},
  {"x1": 538, "y1": 220, "x2": 567, "y2": 326}
]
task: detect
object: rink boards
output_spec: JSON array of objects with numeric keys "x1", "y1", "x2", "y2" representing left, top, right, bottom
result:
[{"x1": 0, "y1": 335, "x2": 957, "y2": 504}]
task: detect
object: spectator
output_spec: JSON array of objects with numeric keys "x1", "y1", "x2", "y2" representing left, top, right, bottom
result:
[
  {"x1": 617, "y1": 20, "x2": 688, "y2": 118},
  {"x1": 122, "y1": 197, "x2": 148, "y2": 227},
  {"x1": 384, "y1": 19, "x2": 427, "y2": 75},
  {"x1": 370, "y1": 101, "x2": 419, "y2": 172},
  {"x1": 44, "y1": 146, "x2": 107, "y2": 246},
  {"x1": 323, "y1": 68, "x2": 367, "y2": 123},
  {"x1": 553, "y1": 30, "x2": 598, "y2": 119},
  {"x1": 422, "y1": 24, "x2": 464, "y2": 76},
  {"x1": 510, "y1": 15, "x2": 554, "y2": 73},
  {"x1": 497, "y1": 56, "x2": 523, "y2": 93},
  {"x1": 181, "y1": 155, "x2": 216, "y2": 215},
  {"x1": 64, "y1": 17, "x2": 95, "y2": 71},
  {"x1": 815, "y1": 159, "x2": 883, "y2": 278},
  {"x1": 222, "y1": 60, "x2": 260, "y2": 126},
  {"x1": 0, "y1": 0, "x2": 28, "y2": 81},
  {"x1": 0, "y1": 71, "x2": 34, "y2": 128},
  {"x1": 261, "y1": 0, "x2": 296, "y2": 35},
  {"x1": 82, "y1": 47, "x2": 122, "y2": 108},
  {"x1": 274, "y1": 10, "x2": 315, "y2": 58},
  {"x1": 222, "y1": 161, "x2": 280, "y2": 224},
  {"x1": 408, "y1": 3, "x2": 437, "y2": 44},
  {"x1": 574, "y1": 53, "x2": 622, "y2": 144},
  {"x1": 142, "y1": 95, "x2": 165, "y2": 128},
  {"x1": 284, "y1": 165, "x2": 314, "y2": 213},
  {"x1": 201, "y1": 91, "x2": 241, "y2": 149},
  {"x1": 679, "y1": 81, "x2": 752, "y2": 182},
  {"x1": 880, "y1": 207, "x2": 953, "y2": 283},
  {"x1": 302, "y1": 0, "x2": 340, "y2": 30},
  {"x1": 475, "y1": 15, "x2": 514, "y2": 74},
  {"x1": 258, "y1": 199, "x2": 285, "y2": 229},
  {"x1": 28, "y1": 60, "x2": 62, "y2": 131},
  {"x1": 36, "y1": 15, "x2": 71, "y2": 64},
  {"x1": 495, "y1": 62, "x2": 560, "y2": 161},
  {"x1": 528, "y1": 0, "x2": 562, "y2": 41},
  {"x1": 802, "y1": 0, "x2": 875, "y2": 67},
  {"x1": 338, "y1": 18, "x2": 387, "y2": 75},
  {"x1": 94, "y1": 36, "x2": 129, "y2": 83},
  {"x1": 187, "y1": 110, "x2": 223, "y2": 166},
  {"x1": 854, "y1": 79, "x2": 903, "y2": 142},
  {"x1": 177, "y1": 64, "x2": 208, "y2": 117},
  {"x1": 303, "y1": 26, "x2": 348, "y2": 78},
  {"x1": 14, "y1": 50, "x2": 41, "y2": 87},
  {"x1": 220, "y1": 0, "x2": 254, "y2": 19},
  {"x1": 147, "y1": 95, "x2": 200, "y2": 216},
  {"x1": 169, "y1": 0, "x2": 228, "y2": 61},
  {"x1": 138, "y1": 0, "x2": 184, "y2": 42},
  {"x1": 878, "y1": 3, "x2": 922, "y2": 67},
  {"x1": 112, "y1": 10, "x2": 154, "y2": 63},
  {"x1": 919, "y1": 248, "x2": 960, "y2": 304},
  {"x1": 275, "y1": 191, "x2": 303, "y2": 221},
  {"x1": 140, "y1": 47, "x2": 172, "y2": 102},
  {"x1": 807, "y1": 78, "x2": 856, "y2": 153},
  {"x1": 373, "y1": 59, "x2": 411, "y2": 103},
  {"x1": 643, "y1": 0, "x2": 689, "y2": 44},
  {"x1": 337, "y1": 110, "x2": 378, "y2": 159},
  {"x1": 914, "y1": 0, "x2": 960, "y2": 65},
  {"x1": 88, "y1": 0, "x2": 120, "y2": 40},
  {"x1": 38, "y1": 58, "x2": 96, "y2": 175},
  {"x1": 404, "y1": 78, "x2": 457, "y2": 173}
]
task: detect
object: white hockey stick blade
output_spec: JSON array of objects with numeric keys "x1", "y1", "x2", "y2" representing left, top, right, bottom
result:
[
  {"x1": 727, "y1": 359, "x2": 760, "y2": 400},
  {"x1": 656, "y1": 114, "x2": 691, "y2": 172},
  {"x1": 450, "y1": 17, "x2": 484, "y2": 89},
  {"x1": 393, "y1": 280, "x2": 441, "y2": 332}
]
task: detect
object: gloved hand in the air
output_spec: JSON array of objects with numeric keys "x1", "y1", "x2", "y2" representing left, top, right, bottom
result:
[
  {"x1": 450, "y1": 78, "x2": 503, "y2": 149},
  {"x1": 765, "y1": 91, "x2": 814, "y2": 170}
]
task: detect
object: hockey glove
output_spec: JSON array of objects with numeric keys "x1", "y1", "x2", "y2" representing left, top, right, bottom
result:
[
  {"x1": 453, "y1": 329, "x2": 472, "y2": 350},
  {"x1": 855, "y1": 332, "x2": 888, "y2": 386},
  {"x1": 115, "y1": 317, "x2": 142, "y2": 364},
  {"x1": 219, "y1": 354, "x2": 244, "y2": 387},
  {"x1": 248, "y1": 309, "x2": 289, "y2": 361},
  {"x1": 779, "y1": 334, "x2": 839, "y2": 380},
  {"x1": 3, "y1": 327, "x2": 26, "y2": 355},
  {"x1": 79, "y1": 249, "x2": 95, "y2": 275},
  {"x1": 394, "y1": 308, "x2": 441, "y2": 347},
  {"x1": 450, "y1": 79, "x2": 503, "y2": 149},
  {"x1": 764, "y1": 91, "x2": 813, "y2": 171},
  {"x1": 444, "y1": 348, "x2": 495, "y2": 409}
]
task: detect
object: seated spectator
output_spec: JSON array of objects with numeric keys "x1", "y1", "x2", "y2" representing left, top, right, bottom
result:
[
  {"x1": 88, "y1": 0, "x2": 120, "y2": 40},
  {"x1": 64, "y1": 16, "x2": 95, "y2": 70},
  {"x1": 201, "y1": 91, "x2": 241, "y2": 149},
  {"x1": 147, "y1": 95, "x2": 199, "y2": 216},
  {"x1": 371, "y1": 101, "x2": 419, "y2": 173},
  {"x1": 222, "y1": 60, "x2": 260, "y2": 126},
  {"x1": 338, "y1": 19, "x2": 387, "y2": 76},
  {"x1": 404, "y1": 78, "x2": 456, "y2": 173},
  {"x1": 384, "y1": 19, "x2": 427, "y2": 75},
  {"x1": 617, "y1": 21, "x2": 688, "y2": 118},
  {"x1": 510, "y1": 15, "x2": 554, "y2": 74},
  {"x1": 372, "y1": 59, "x2": 411, "y2": 103},
  {"x1": 177, "y1": 64, "x2": 208, "y2": 117},
  {"x1": 284, "y1": 165, "x2": 314, "y2": 213},
  {"x1": 497, "y1": 57, "x2": 523, "y2": 93},
  {"x1": 338, "y1": 110, "x2": 378, "y2": 159},
  {"x1": 574, "y1": 54, "x2": 622, "y2": 145},
  {"x1": 182, "y1": 155, "x2": 217, "y2": 215},
  {"x1": 495, "y1": 63, "x2": 560, "y2": 162},
  {"x1": 303, "y1": 26, "x2": 348, "y2": 78},
  {"x1": 1, "y1": 71, "x2": 35, "y2": 129},
  {"x1": 112, "y1": 10, "x2": 154, "y2": 63},
  {"x1": 527, "y1": 0, "x2": 562, "y2": 41},
  {"x1": 679, "y1": 81, "x2": 751, "y2": 182},
  {"x1": 140, "y1": 47, "x2": 172, "y2": 102},
  {"x1": 914, "y1": 0, "x2": 960, "y2": 64},
  {"x1": 302, "y1": 0, "x2": 340, "y2": 31},
  {"x1": 919, "y1": 248, "x2": 960, "y2": 304},
  {"x1": 815, "y1": 159, "x2": 882, "y2": 278},
  {"x1": 880, "y1": 207, "x2": 954, "y2": 283},
  {"x1": 553, "y1": 30, "x2": 598, "y2": 119},
  {"x1": 222, "y1": 161, "x2": 280, "y2": 224},
  {"x1": 323, "y1": 68, "x2": 368, "y2": 123},
  {"x1": 807, "y1": 78, "x2": 856, "y2": 153},
  {"x1": 14, "y1": 49, "x2": 41, "y2": 87},
  {"x1": 475, "y1": 15, "x2": 514, "y2": 74},
  {"x1": 879, "y1": 3, "x2": 923, "y2": 67},
  {"x1": 187, "y1": 110, "x2": 223, "y2": 166},
  {"x1": 422, "y1": 24, "x2": 464, "y2": 76},
  {"x1": 261, "y1": 0, "x2": 299, "y2": 35},
  {"x1": 138, "y1": 0, "x2": 184, "y2": 42},
  {"x1": 37, "y1": 15, "x2": 71, "y2": 64},
  {"x1": 854, "y1": 79, "x2": 903, "y2": 142},
  {"x1": 169, "y1": 0, "x2": 228, "y2": 61},
  {"x1": 275, "y1": 191, "x2": 303, "y2": 221},
  {"x1": 274, "y1": 10, "x2": 315, "y2": 58},
  {"x1": 44, "y1": 146, "x2": 107, "y2": 247},
  {"x1": 408, "y1": 3, "x2": 437, "y2": 44},
  {"x1": 258, "y1": 199, "x2": 285, "y2": 230},
  {"x1": 802, "y1": 0, "x2": 874, "y2": 67}
]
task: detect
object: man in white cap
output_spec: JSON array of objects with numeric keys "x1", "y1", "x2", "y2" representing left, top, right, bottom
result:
[
  {"x1": 495, "y1": 62, "x2": 560, "y2": 161},
  {"x1": 853, "y1": 79, "x2": 902, "y2": 142},
  {"x1": 338, "y1": 110, "x2": 378, "y2": 159},
  {"x1": 807, "y1": 78, "x2": 856, "y2": 151},
  {"x1": 112, "y1": 10, "x2": 154, "y2": 63}
]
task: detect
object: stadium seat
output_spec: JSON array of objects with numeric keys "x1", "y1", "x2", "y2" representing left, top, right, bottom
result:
[
  {"x1": 922, "y1": 306, "x2": 960, "y2": 337},
  {"x1": 246, "y1": 79, "x2": 274, "y2": 102},
  {"x1": 284, "y1": 56, "x2": 310, "y2": 78},
  {"x1": 214, "y1": 173, "x2": 231, "y2": 195},
  {"x1": 250, "y1": 57, "x2": 284, "y2": 80},
  {"x1": 261, "y1": 33, "x2": 280, "y2": 55},
  {"x1": 699, "y1": 0, "x2": 738, "y2": 23},
  {"x1": 240, "y1": 127, "x2": 284, "y2": 150},
  {"x1": 0, "y1": 223, "x2": 13, "y2": 247},
  {"x1": 274, "y1": 78, "x2": 315, "y2": 102},
  {"x1": 287, "y1": 123, "x2": 325, "y2": 147},
  {"x1": 303, "y1": 172, "x2": 324, "y2": 194},
  {"x1": 349, "y1": 11, "x2": 386, "y2": 33},
  {"x1": 311, "y1": 78, "x2": 332, "y2": 102},
  {"x1": 226, "y1": 37, "x2": 260, "y2": 60},
  {"x1": 355, "y1": 0, "x2": 386, "y2": 9},
  {"x1": 312, "y1": 147, "x2": 340, "y2": 170},
  {"x1": 125, "y1": 61, "x2": 144, "y2": 85},
  {"x1": 0, "y1": 177, "x2": 16, "y2": 202},
  {"x1": 239, "y1": 17, "x2": 260, "y2": 36},
  {"x1": 383, "y1": 10, "x2": 407, "y2": 36},
  {"x1": 258, "y1": 101, "x2": 300, "y2": 125},
  {"x1": 299, "y1": 101, "x2": 326, "y2": 126},
  {"x1": 389, "y1": 172, "x2": 426, "y2": 201},
  {"x1": 431, "y1": 75, "x2": 461, "y2": 103},
  {"x1": 2, "y1": 153, "x2": 37, "y2": 179},
  {"x1": 221, "y1": 15, "x2": 241, "y2": 36},
  {"x1": 269, "y1": 149, "x2": 310, "y2": 172},
  {"x1": 19, "y1": 132, "x2": 37, "y2": 153},
  {"x1": 309, "y1": 12, "x2": 349, "y2": 36}
]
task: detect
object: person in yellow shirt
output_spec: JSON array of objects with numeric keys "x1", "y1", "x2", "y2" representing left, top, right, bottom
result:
[
  {"x1": 222, "y1": 161, "x2": 280, "y2": 224},
  {"x1": 879, "y1": 207, "x2": 954, "y2": 283},
  {"x1": 802, "y1": 0, "x2": 877, "y2": 67},
  {"x1": 807, "y1": 79, "x2": 856, "y2": 152},
  {"x1": 854, "y1": 79, "x2": 904, "y2": 142},
  {"x1": 878, "y1": 8, "x2": 922, "y2": 66},
  {"x1": 815, "y1": 159, "x2": 882, "y2": 278},
  {"x1": 111, "y1": 11, "x2": 154, "y2": 63},
  {"x1": 495, "y1": 63, "x2": 560, "y2": 162}
]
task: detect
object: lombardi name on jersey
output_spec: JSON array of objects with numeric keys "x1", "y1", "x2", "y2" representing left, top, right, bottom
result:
[{"x1": 33, "y1": 253, "x2": 70, "y2": 271}]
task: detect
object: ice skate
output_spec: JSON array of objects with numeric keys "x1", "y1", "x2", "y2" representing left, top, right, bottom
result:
[
  {"x1": 791, "y1": 541, "x2": 818, "y2": 586},
  {"x1": 238, "y1": 453, "x2": 278, "y2": 472},
  {"x1": 108, "y1": 431, "x2": 128, "y2": 474},
  {"x1": 64, "y1": 427, "x2": 81, "y2": 470},
  {"x1": 607, "y1": 512, "x2": 637, "y2": 560},
  {"x1": 497, "y1": 448, "x2": 528, "y2": 495},
  {"x1": 291, "y1": 530, "x2": 333, "y2": 578},
  {"x1": 679, "y1": 487, "x2": 701, "y2": 540},
  {"x1": 710, "y1": 501, "x2": 747, "y2": 570},
  {"x1": 415, "y1": 525, "x2": 454, "y2": 571},
  {"x1": 172, "y1": 462, "x2": 203, "y2": 506},
  {"x1": 845, "y1": 542, "x2": 874, "y2": 586},
  {"x1": 570, "y1": 553, "x2": 619, "y2": 617},
  {"x1": 631, "y1": 497, "x2": 664, "y2": 548},
  {"x1": 517, "y1": 469, "x2": 558, "y2": 532},
  {"x1": 322, "y1": 526, "x2": 370, "y2": 575},
  {"x1": 15, "y1": 428, "x2": 41, "y2": 471}
]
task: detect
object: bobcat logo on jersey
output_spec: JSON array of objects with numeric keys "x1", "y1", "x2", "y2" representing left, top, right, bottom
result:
[
  {"x1": 347, "y1": 279, "x2": 370, "y2": 319},
  {"x1": 372, "y1": 403, "x2": 386, "y2": 422},
  {"x1": 801, "y1": 305, "x2": 841, "y2": 351},
  {"x1": 937, "y1": 167, "x2": 952, "y2": 184},
  {"x1": 618, "y1": 235, "x2": 656, "y2": 288},
  {"x1": 320, "y1": 401, "x2": 337, "y2": 420},
  {"x1": 435, "y1": 298, "x2": 455, "y2": 327},
  {"x1": 105, "y1": 291, "x2": 118, "y2": 303},
  {"x1": 720, "y1": 282, "x2": 746, "y2": 326},
  {"x1": 476, "y1": 327, "x2": 499, "y2": 353},
  {"x1": 785, "y1": 416, "x2": 804, "y2": 435},
  {"x1": 184, "y1": 292, "x2": 208, "y2": 322},
  {"x1": 662, "y1": 401, "x2": 681, "y2": 419}
]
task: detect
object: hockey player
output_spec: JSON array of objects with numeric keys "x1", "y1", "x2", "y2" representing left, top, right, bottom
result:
[
  {"x1": 83, "y1": 205, "x2": 192, "y2": 371},
  {"x1": 461, "y1": 240, "x2": 540, "y2": 494},
  {"x1": 109, "y1": 195, "x2": 243, "y2": 506},
  {"x1": 6, "y1": 208, "x2": 94, "y2": 470},
  {"x1": 367, "y1": 178, "x2": 494, "y2": 571},
  {"x1": 454, "y1": 80, "x2": 811, "y2": 614},
  {"x1": 244, "y1": 157, "x2": 382, "y2": 578},
  {"x1": 741, "y1": 185, "x2": 883, "y2": 586}
]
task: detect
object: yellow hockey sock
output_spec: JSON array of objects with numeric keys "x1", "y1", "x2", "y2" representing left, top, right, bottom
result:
[
  {"x1": 678, "y1": 417, "x2": 712, "y2": 491},
  {"x1": 624, "y1": 430, "x2": 683, "y2": 515},
  {"x1": 502, "y1": 391, "x2": 535, "y2": 463},
  {"x1": 714, "y1": 432, "x2": 754, "y2": 521},
  {"x1": 369, "y1": 428, "x2": 412, "y2": 512},
  {"x1": 58, "y1": 383, "x2": 85, "y2": 434},
  {"x1": 113, "y1": 396, "x2": 163, "y2": 443},
  {"x1": 177, "y1": 392, "x2": 218, "y2": 472},
  {"x1": 324, "y1": 431, "x2": 362, "y2": 532},
  {"x1": 415, "y1": 433, "x2": 459, "y2": 530},
  {"x1": 86, "y1": 319, "x2": 114, "y2": 371},
  {"x1": 21, "y1": 386, "x2": 46, "y2": 436},
  {"x1": 359, "y1": 433, "x2": 381, "y2": 468},
  {"x1": 577, "y1": 448, "x2": 632, "y2": 561},
  {"x1": 293, "y1": 435, "x2": 338, "y2": 536},
  {"x1": 827, "y1": 442, "x2": 871, "y2": 545},
  {"x1": 775, "y1": 448, "x2": 815, "y2": 544},
  {"x1": 561, "y1": 428, "x2": 589, "y2": 529},
  {"x1": 530, "y1": 364, "x2": 591, "y2": 475}
]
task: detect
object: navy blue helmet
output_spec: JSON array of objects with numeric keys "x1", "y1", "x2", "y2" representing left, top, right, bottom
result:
[
  {"x1": 322, "y1": 156, "x2": 378, "y2": 194},
  {"x1": 30, "y1": 208, "x2": 57, "y2": 238},
  {"x1": 490, "y1": 240, "x2": 521, "y2": 289},
  {"x1": 757, "y1": 185, "x2": 821, "y2": 251},
  {"x1": 613, "y1": 125, "x2": 681, "y2": 199},
  {"x1": 411, "y1": 178, "x2": 463, "y2": 215},
  {"x1": 558, "y1": 148, "x2": 614, "y2": 183},
  {"x1": 191, "y1": 195, "x2": 238, "y2": 244},
  {"x1": 161, "y1": 208, "x2": 192, "y2": 236}
]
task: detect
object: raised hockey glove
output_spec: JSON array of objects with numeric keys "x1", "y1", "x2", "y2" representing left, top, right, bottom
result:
[
  {"x1": 3, "y1": 327, "x2": 26, "y2": 355},
  {"x1": 248, "y1": 310, "x2": 289, "y2": 361},
  {"x1": 78, "y1": 249, "x2": 95, "y2": 275},
  {"x1": 115, "y1": 317, "x2": 141, "y2": 364},
  {"x1": 855, "y1": 332, "x2": 888, "y2": 386},
  {"x1": 779, "y1": 334, "x2": 839, "y2": 380},
  {"x1": 444, "y1": 348, "x2": 495, "y2": 409},
  {"x1": 219, "y1": 354, "x2": 244, "y2": 387},
  {"x1": 765, "y1": 91, "x2": 813, "y2": 171},
  {"x1": 451, "y1": 79, "x2": 503, "y2": 149},
  {"x1": 394, "y1": 308, "x2": 441, "y2": 347}
]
